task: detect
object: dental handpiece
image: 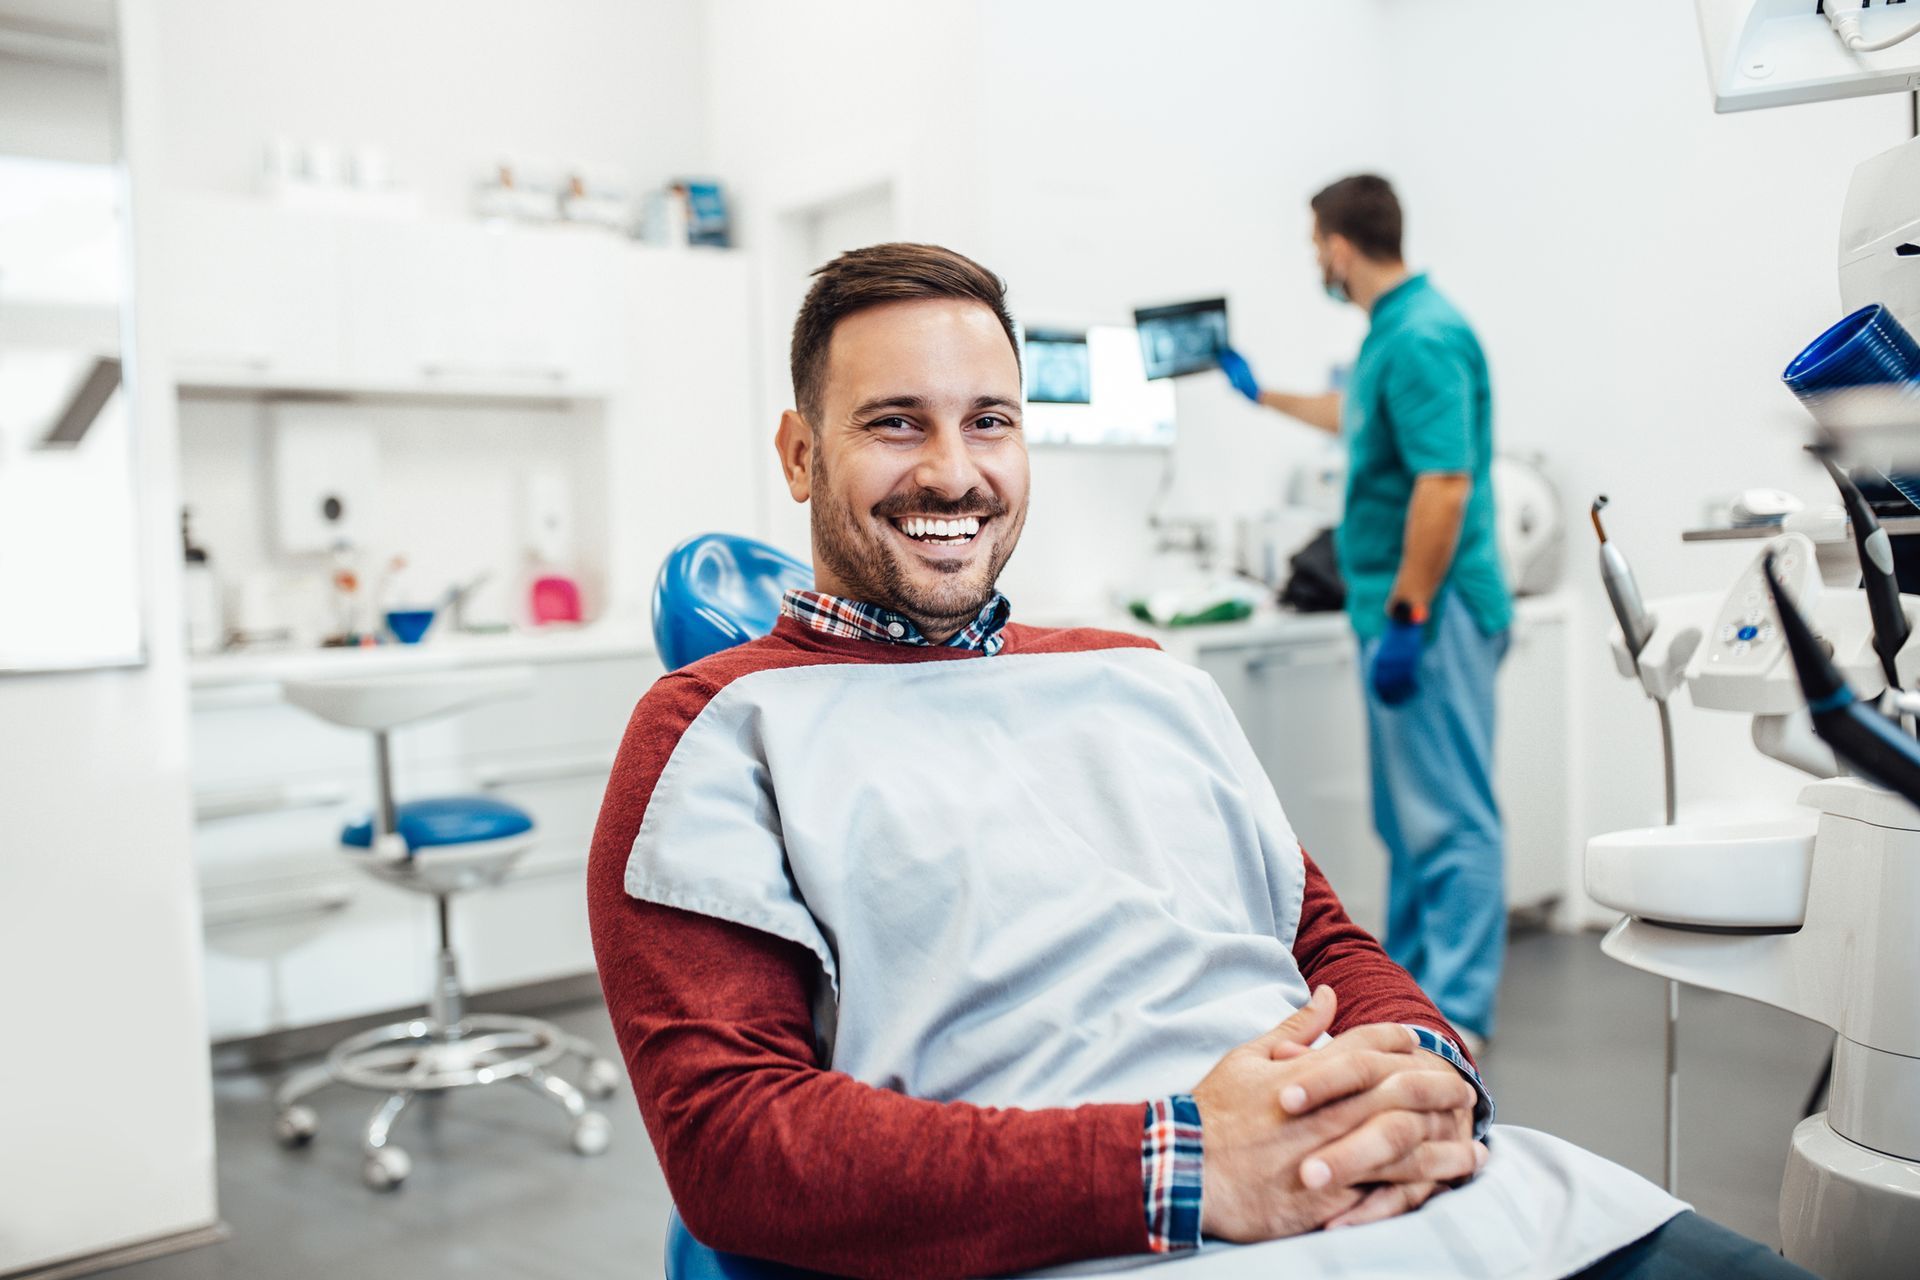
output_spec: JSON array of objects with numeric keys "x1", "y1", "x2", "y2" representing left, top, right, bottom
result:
[
  {"x1": 1819, "y1": 456, "x2": 1910, "y2": 691},
  {"x1": 1765, "y1": 551, "x2": 1920, "y2": 802},
  {"x1": 1593, "y1": 497, "x2": 1655, "y2": 663}
]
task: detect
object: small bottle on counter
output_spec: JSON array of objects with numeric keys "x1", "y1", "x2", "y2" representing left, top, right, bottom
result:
[
  {"x1": 324, "y1": 541, "x2": 363, "y2": 647},
  {"x1": 181, "y1": 508, "x2": 224, "y2": 655}
]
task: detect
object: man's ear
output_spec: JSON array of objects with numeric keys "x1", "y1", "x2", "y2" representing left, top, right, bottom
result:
[{"x1": 774, "y1": 410, "x2": 813, "y2": 503}]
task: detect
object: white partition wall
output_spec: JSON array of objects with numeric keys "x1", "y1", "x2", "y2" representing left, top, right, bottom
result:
[{"x1": 0, "y1": 0, "x2": 220, "y2": 1273}]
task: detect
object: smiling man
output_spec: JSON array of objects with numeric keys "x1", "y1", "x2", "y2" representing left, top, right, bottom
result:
[
  {"x1": 773, "y1": 256, "x2": 1027, "y2": 647},
  {"x1": 586, "y1": 245, "x2": 1794, "y2": 1279}
]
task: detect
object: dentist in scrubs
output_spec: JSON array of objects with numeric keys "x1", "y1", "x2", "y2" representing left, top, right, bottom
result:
[{"x1": 1217, "y1": 174, "x2": 1512, "y2": 1054}]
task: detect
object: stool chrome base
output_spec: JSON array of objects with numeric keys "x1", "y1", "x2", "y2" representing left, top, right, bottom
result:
[
  {"x1": 273, "y1": 1011, "x2": 620, "y2": 1190},
  {"x1": 269, "y1": 677, "x2": 611, "y2": 1192}
]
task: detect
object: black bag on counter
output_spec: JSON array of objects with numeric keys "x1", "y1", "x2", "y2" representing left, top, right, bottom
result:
[{"x1": 1279, "y1": 527, "x2": 1345, "y2": 613}]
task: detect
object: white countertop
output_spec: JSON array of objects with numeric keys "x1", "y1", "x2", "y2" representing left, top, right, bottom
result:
[
  {"x1": 189, "y1": 618, "x2": 655, "y2": 689},
  {"x1": 187, "y1": 594, "x2": 1570, "y2": 691},
  {"x1": 1031, "y1": 591, "x2": 1570, "y2": 660}
]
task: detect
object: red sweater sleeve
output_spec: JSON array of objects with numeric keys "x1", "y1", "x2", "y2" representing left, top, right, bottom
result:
[
  {"x1": 1290, "y1": 850, "x2": 1478, "y2": 1071},
  {"x1": 586, "y1": 672, "x2": 1148, "y2": 1279}
]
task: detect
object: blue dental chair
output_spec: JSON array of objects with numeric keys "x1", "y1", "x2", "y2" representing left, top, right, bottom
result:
[
  {"x1": 653, "y1": 532, "x2": 813, "y2": 671},
  {"x1": 652, "y1": 534, "x2": 830, "y2": 1279}
]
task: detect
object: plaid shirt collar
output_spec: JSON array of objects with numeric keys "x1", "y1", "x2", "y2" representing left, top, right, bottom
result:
[{"x1": 780, "y1": 589, "x2": 1012, "y2": 656}]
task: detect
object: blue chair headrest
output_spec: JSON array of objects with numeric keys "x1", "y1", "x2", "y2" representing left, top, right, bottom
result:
[{"x1": 652, "y1": 534, "x2": 813, "y2": 672}]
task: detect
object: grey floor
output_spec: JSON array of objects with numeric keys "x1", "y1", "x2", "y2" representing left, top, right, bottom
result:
[{"x1": 111, "y1": 930, "x2": 1832, "y2": 1278}]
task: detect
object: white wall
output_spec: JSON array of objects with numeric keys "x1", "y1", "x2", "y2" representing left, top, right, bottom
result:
[
  {"x1": 703, "y1": 0, "x2": 992, "y2": 558},
  {"x1": 705, "y1": 0, "x2": 1398, "y2": 613},
  {"x1": 149, "y1": 0, "x2": 709, "y2": 215},
  {"x1": 177, "y1": 396, "x2": 611, "y2": 640},
  {"x1": 154, "y1": 0, "x2": 716, "y2": 639},
  {"x1": 1377, "y1": 2, "x2": 1911, "y2": 887},
  {"x1": 703, "y1": 0, "x2": 1920, "y2": 917},
  {"x1": 0, "y1": 0, "x2": 218, "y2": 1270},
  {"x1": 972, "y1": 0, "x2": 1395, "y2": 614}
]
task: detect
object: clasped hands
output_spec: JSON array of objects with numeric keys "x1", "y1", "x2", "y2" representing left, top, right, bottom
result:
[{"x1": 1191, "y1": 985, "x2": 1486, "y2": 1241}]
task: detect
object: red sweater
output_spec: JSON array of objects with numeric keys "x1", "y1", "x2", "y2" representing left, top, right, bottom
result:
[{"x1": 586, "y1": 618, "x2": 1470, "y2": 1279}]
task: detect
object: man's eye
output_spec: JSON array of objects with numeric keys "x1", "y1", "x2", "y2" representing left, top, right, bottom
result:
[
  {"x1": 972, "y1": 415, "x2": 1014, "y2": 433},
  {"x1": 872, "y1": 416, "x2": 916, "y2": 432}
]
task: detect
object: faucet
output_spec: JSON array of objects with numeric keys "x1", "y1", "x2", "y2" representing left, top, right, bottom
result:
[
  {"x1": 1150, "y1": 515, "x2": 1216, "y2": 570},
  {"x1": 443, "y1": 571, "x2": 493, "y2": 633}
]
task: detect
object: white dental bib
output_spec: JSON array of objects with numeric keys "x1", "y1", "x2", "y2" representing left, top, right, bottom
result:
[{"x1": 625, "y1": 643, "x2": 1682, "y2": 1277}]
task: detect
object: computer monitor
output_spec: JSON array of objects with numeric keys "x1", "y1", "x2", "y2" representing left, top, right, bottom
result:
[
  {"x1": 1133, "y1": 298, "x2": 1229, "y2": 380},
  {"x1": 1023, "y1": 329, "x2": 1092, "y2": 405}
]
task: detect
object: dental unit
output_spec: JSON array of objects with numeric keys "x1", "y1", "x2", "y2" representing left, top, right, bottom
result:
[
  {"x1": 1586, "y1": 518, "x2": 1920, "y2": 1279},
  {"x1": 1578, "y1": 83, "x2": 1920, "y2": 1267}
]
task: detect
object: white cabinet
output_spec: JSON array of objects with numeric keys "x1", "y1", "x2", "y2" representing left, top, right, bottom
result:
[
  {"x1": 1496, "y1": 615, "x2": 1573, "y2": 912},
  {"x1": 1195, "y1": 606, "x2": 1571, "y2": 940},
  {"x1": 156, "y1": 195, "x2": 634, "y2": 396},
  {"x1": 341, "y1": 220, "x2": 624, "y2": 395},
  {"x1": 155, "y1": 196, "x2": 345, "y2": 385},
  {"x1": 1200, "y1": 634, "x2": 1384, "y2": 932},
  {"x1": 191, "y1": 651, "x2": 657, "y2": 1041}
]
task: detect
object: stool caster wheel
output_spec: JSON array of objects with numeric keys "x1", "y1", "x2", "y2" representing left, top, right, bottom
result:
[
  {"x1": 363, "y1": 1146, "x2": 411, "y2": 1191},
  {"x1": 581, "y1": 1058, "x2": 621, "y2": 1099},
  {"x1": 571, "y1": 1111, "x2": 612, "y2": 1157},
  {"x1": 274, "y1": 1105, "x2": 318, "y2": 1149}
]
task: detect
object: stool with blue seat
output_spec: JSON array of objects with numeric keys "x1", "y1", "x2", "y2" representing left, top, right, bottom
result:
[
  {"x1": 270, "y1": 665, "x2": 621, "y2": 1191},
  {"x1": 653, "y1": 535, "x2": 827, "y2": 1277}
]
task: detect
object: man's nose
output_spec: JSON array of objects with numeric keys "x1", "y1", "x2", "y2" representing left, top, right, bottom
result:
[{"x1": 912, "y1": 424, "x2": 985, "y2": 497}]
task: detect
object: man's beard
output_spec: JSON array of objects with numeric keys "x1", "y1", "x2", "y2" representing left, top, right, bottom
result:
[{"x1": 810, "y1": 457, "x2": 1018, "y2": 634}]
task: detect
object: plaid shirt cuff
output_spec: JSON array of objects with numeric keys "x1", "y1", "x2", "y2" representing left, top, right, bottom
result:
[
  {"x1": 1142, "y1": 1094, "x2": 1204, "y2": 1252},
  {"x1": 1406, "y1": 1024, "x2": 1496, "y2": 1141}
]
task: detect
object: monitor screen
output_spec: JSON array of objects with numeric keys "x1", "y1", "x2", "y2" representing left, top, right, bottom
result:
[
  {"x1": 1022, "y1": 325, "x2": 1175, "y2": 448},
  {"x1": 1133, "y1": 297, "x2": 1229, "y2": 379},
  {"x1": 1023, "y1": 329, "x2": 1092, "y2": 404}
]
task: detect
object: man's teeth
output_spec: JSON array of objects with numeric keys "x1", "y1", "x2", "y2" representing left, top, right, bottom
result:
[{"x1": 898, "y1": 516, "x2": 981, "y2": 540}]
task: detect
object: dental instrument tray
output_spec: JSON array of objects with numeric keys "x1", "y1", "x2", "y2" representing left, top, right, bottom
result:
[{"x1": 1133, "y1": 297, "x2": 1229, "y2": 379}]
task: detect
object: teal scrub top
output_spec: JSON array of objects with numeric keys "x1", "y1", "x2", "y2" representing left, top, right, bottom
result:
[{"x1": 1336, "y1": 274, "x2": 1512, "y2": 640}]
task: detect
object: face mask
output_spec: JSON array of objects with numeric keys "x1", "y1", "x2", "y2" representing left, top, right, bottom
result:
[{"x1": 1323, "y1": 266, "x2": 1350, "y2": 305}]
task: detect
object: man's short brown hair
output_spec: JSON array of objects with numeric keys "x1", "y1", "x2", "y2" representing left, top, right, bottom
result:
[
  {"x1": 790, "y1": 242, "x2": 1020, "y2": 423},
  {"x1": 1310, "y1": 174, "x2": 1403, "y2": 263}
]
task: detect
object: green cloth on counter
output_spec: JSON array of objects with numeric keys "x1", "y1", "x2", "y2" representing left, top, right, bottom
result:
[{"x1": 1128, "y1": 596, "x2": 1255, "y2": 628}]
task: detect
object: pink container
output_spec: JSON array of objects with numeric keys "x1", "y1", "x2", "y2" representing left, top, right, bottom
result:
[{"x1": 530, "y1": 574, "x2": 583, "y2": 625}]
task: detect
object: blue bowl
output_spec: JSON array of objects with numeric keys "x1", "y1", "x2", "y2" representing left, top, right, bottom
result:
[
  {"x1": 385, "y1": 608, "x2": 434, "y2": 644},
  {"x1": 1783, "y1": 303, "x2": 1920, "y2": 399}
]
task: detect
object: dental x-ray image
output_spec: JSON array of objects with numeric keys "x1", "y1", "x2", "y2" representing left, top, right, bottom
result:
[
  {"x1": 1133, "y1": 297, "x2": 1229, "y2": 379},
  {"x1": 1024, "y1": 329, "x2": 1092, "y2": 404}
]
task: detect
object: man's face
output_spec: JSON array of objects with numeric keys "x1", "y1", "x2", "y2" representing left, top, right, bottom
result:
[
  {"x1": 1312, "y1": 218, "x2": 1350, "y2": 300},
  {"x1": 776, "y1": 297, "x2": 1029, "y2": 639}
]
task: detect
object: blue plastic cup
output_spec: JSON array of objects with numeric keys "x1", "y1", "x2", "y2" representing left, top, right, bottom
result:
[
  {"x1": 385, "y1": 608, "x2": 434, "y2": 644},
  {"x1": 1782, "y1": 303, "x2": 1920, "y2": 400}
]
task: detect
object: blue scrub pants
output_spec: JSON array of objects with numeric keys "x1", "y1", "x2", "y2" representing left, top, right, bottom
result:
[{"x1": 1357, "y1": 596, "x2": 1509, "y2": 1040}]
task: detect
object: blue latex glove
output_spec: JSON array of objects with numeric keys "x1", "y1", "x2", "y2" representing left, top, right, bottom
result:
[
  {"x1": 1217, "y1": 346, "x2": 1262, "y2": 403},
  {"x1": 1369, "y1": 618, "x2": 1424, "y2": 706}
]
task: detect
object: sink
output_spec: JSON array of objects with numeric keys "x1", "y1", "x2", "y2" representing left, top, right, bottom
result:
[
  {"x1": 1584, "y1": 812, "x2": 1819, "y2": 929},
  {"x1": 282, "y1": 665, "x2": 535, "y2": 731}
]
